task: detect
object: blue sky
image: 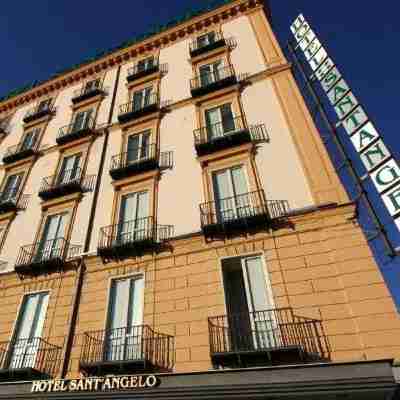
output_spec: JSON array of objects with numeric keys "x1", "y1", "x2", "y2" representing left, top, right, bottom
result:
[{"x1": 1, "y1": 1, "x2": 400, "y2": 304}]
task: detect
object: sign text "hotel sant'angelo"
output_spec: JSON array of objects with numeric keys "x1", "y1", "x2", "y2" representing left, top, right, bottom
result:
[{"x1": 31, "y1": 374, "x2": 159, "y2": 393}]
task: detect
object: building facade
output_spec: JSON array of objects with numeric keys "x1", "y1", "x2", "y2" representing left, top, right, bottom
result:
[{"x1": 0, "y1": 0, "x2": 399, "y2": 398}]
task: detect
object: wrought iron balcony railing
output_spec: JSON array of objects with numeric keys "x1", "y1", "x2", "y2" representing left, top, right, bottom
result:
[
  {"x1": 0, "y1": 337, "x2": 61, "y2": 380},
  {"x1": 110, "y1": 145, "x2": 173, "y2": 180},
  {"x1": 0, "y1": 189, "x2": 30, "y2": 214},
  {"x1": 3, "y1": 136, "x2": 40, "y2": 164},
  {"x1": 38, "y1": 168, "x2": 96, "y2": 201},
  {"x1": 72, "y1": 83, "x2": 104, "y2": 104},
  {"x1": 189, "y1": 32, "x2": 233, "y2": 57},
  {"x1": 190, "y1": 65, "x2": 237, "y2": 97},
  {"x1": 23, "y1": 103, "x2": 54, "y2": 124},
  {"x1": 200, "y1": 190, "x2": 289, "y2": 237},
  {"x1": 118, "y1": 92, "x2": 159, "y2": 124},
  {"x1": 208, "y1": 308, "x2": 330, "y2": 368},
  {"x1": 127, "y1": 59, "x2": 161, "y2": 82},
  {"x1": 80, "y1": 325, "x2": 174, "y2": 375},
  {"x1": 98, "y1": 216, "x2": 174, "y2": 260},
  {"x1": 15, "y1": 238, "x2": 81, "y2": 275},
  {"x1": 56, "y1": 116, "x2": 96, "y2": 145},
  {"x1": 193, "y1": 116, "x2": 269, "y2": 156}
]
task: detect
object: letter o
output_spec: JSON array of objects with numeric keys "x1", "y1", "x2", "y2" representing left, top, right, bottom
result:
[{"x1": 146, "y1": 375, "x2": 157, "y2": 388}]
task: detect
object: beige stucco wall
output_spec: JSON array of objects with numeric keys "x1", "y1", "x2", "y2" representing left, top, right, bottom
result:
[
  {"x1": 241, "y1": 79, "x2": 314, "y2": 209},
  {"x1": 222, "y1": 15, "x2": 266, "y2": 76},
  {"x1": 159, "y1": 38, "x2": 193, "y2": 104},
  {"x1": 158, "y1": 104, "x2": 203, "y2": 236}
]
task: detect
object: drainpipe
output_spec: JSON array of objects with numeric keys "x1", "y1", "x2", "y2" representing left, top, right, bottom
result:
[{"x1": 60, "y1": 65, "x2": 121, "y2": 378}]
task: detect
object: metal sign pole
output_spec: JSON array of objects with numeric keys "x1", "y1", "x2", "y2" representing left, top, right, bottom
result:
[{"x1": 287, "y1": 40, "x2": 396, "y2": 257}]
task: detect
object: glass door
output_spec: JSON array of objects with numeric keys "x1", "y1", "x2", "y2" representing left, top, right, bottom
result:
[
  {"x1": 35, "y1": 213, "x2": 67, "y2": 262},
  {"x1": 106, "y1": 277, "x2": 144, "y2": 362},
  {"x1": 222, "y1": 256, "x2": 275, "y2": 352},
  {"x1": 212, "y1": 166, "x2": 250, "y2": 223},
  {"x1": 9, "y1": 292, "x2": 49, "y2": 370},
  {"x1": 1, "y1": 173, "x2": 22, "y2": 203},
  {"x1": 57, "y1": 154, "x2": 81, "y2": 185},
  {"x1": 21, "y1": 129, "x2": 38, "y2": 151},
  {"x1": 197, "y1": 31, "x2": 216, "y2": 49},
  {"x1": 117, "y1": 192, "x2": 149, "y2": 245},
  {"x1": 199, "y1": 60, "x2": 222, "y2": 87},
  {"x1": 72, "y1": 109, "x2": 93, "y2": 132},
  {"x1": 137, "y1": 57, "x2": 154, "y2": 73},
  {"x1": 132, "y1": 87, "x2": 152, "y2": 112},
  {"x1": 205, "y1": 103, "x2": 235, "y2": 140},
  {"x1": 126, "y1": 131, "x2": 150, "y2": 165}
]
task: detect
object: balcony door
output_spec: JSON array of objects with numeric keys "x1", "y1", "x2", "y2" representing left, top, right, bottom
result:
[
  {"x1": 222, "y1": 256, "x2": 276, "y2": 352},
  {"x1": 137, "y1": 56, "x2": 154, "y2": 73},
  {"x1": 197, "y1": 31, "x2": 216, "y2": 49},
  {"x1": 9, "y1": 292, "x2": 49, "y2": 370},
  {"x1": 37, "y1": 99, "x2": 51, "y2": 113},
  {"x1": 117, "y1": 191, "x2": 149, "y2": 244},
  {"x1": 199, "y1": 60, "x2": 222, "y2": 87},
  {"x1": 84, "y1": 79, "x2": 100, "y2": 94},
  {"x1": 126, "y1": 130, "x2": 150, "y2": 165},
  {"x1": 21, "y1": 128, "x2": 39, "y2": 151},
  {"x1": 106, "y1": 276, "x2": 144, "y2": 362},
  {"x1": 57, "y1": 153, "x2": 81, "y2": 185},
  {"x1": 35, "y1": 213, "x2": 68, "y2": 263},
  {"x1": 205, "y1": 103, "x2": 235, "y2": 140},
  {"x1": 132, "y1": 87, "x2": 153, "y2": 112},
  {"x1": 1, "y1": 173, "x2": 22, "y2": 203},
  {"x1": 212, "y1": 166, "x2": 251, "y2": 223},
  {"x1": 72, "y1": 109, "x2": 93, "y2": 132}
]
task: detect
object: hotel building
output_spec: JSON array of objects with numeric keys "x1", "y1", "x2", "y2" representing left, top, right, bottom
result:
[{"x1": 0, "y1": 0, "x2": 399, "y2": 398}]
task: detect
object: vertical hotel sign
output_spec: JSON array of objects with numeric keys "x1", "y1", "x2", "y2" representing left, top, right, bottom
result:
[{"x1": 291, "y1": 14, "x2": 400, "y2": 232}]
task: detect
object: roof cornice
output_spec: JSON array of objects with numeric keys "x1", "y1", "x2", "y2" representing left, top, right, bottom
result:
[{"x1": 0, "y1": 0, "x2": 265, "y2": 113}]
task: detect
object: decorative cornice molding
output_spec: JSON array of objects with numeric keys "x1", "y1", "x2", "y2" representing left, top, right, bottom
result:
[{"x1": 0, "y1": 0, "x2": 264, "y2": 114}]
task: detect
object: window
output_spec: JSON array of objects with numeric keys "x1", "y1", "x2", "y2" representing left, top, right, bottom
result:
[
  {"x1": 37, "y1": 99, "x2": 52, "y2": 113},
  {"x1": 126, "y1": 130, "x2": 151, "y2": 164},
  {"x1": 222, "y1": 255, "x2": 275, "y2": 350},
  {"x1": 131, "y1": 87, "x2": 153, "y2": 112},
  {"x1": 1, "y1": 173, "x2": 23, "y2": 202},
  {"x1": 212, "y1": 166, "x2": 250, "y2": 222},
  {"x1": 57, "y1": 153, "x2": 81, "y2": 185},
  {"x1": 72, "y1": 108, "x2": 93, "y2": 132},
  {"x1": 35, "y1": 213, "x2": 68, "y2": 262},
  {"x1": 205, "y1": 103, "x2": 235, "y2": 139},
  {"x1": 83, "y1": 79, "x2": 101, "y2": 94},
  {"x1": 197, "y1": 31, "x2": 216, "y2": 49},
  {"x1": 9, "y1": 292, "x2": 49, "y2": 369},
  {"x1": 20, "y1": 128, "x2": 39, "y2": 151},
  {"x1": 137, "y1": 56, "x2": 155, "y2": 73},
  {"x1": 199, "y1": 60, "x2": 223, "y2": 87},
  {"x1": 106, "y1": 276, "x2": 144, "y2": 361},
  {"x1": 117, "y1": 191, "x2": 149, "y2": 244}
]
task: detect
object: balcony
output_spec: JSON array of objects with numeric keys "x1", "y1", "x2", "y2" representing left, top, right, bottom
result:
[
  {"x1": 110, "y1": 145, "x2": 173, "y2": 180},
  {"x1": 80, "y1": 325, "x2": 174, "y2": 376},
  {"x1": 194, "y1": 116, "x2": 269, "y2": 156},
  {"x1": 23, "y1": 104, "x2": 54, "y2": 124},
  {"x1": 71, "y1": 83, "x2": 104, "y2": 104},
  {"x1": 189, "y1": 32, "x2": 228, "y2": 58},
  {"x1": 15, "y1": 238, "x2": 81, "y2": 275},
  {"x1": 38, "y1": 168, "x2": 95, "y2": 201},
  {"x1": 127, "y1": 59, "x2": 160, "y2": 83},
  {"x1": 98, "y1": 216, "x2": 174, "y2": 260},
  {"x1": 0, "y1": 190, "x2": 29, "y2": 214},
  {"x1": 0, "y1": 337, "x2": 61, "y2": 381},
  {"x1": 56, "y1": 117, "x2": 96, "y2": 146},
  {"x1": 200, "y1": 191, "x2": 289, "y2": 238},
  {"x1": 118, "y1": 93, "x2": 159, "y2": 124},
  {"x1": 208, "y1": 308, "x2": 330, "y2": 369},
  {"x1": 190, "y1": 65, "x2": 237, "y2": 97},
  {"x1": 3, "y1": 140, "x2": 39, "y2": 165}
]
